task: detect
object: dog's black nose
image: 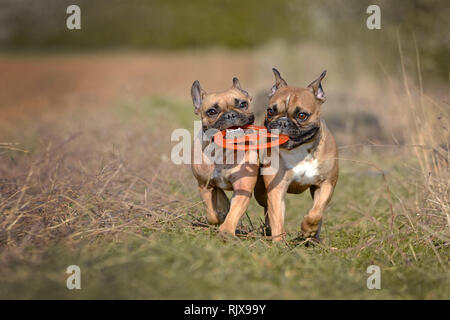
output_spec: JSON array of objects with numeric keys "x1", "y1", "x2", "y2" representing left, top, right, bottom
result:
[
  {"x1": 225, "y1": 111, "x2": 238, "y2": 120},
  {"x1": 277, "y1": 117, "x2": 289, "y2": 129}
]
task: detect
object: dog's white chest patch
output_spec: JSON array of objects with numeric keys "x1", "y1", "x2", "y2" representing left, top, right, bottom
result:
[
  {"x1": 291, "y1": 159, "x2": 319, "y2": 184},
  {"x1": 280, "y1": 142, "x2": 320, "y2": 185}
]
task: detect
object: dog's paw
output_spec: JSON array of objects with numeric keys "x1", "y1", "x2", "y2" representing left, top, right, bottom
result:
[
  {"x1": 217, "y1": 231, "x2": 238, "y2": 242},
  {"x1": 301, "y1": 217, "x2": 321, "y2": 240},
  {"x1": 217, "y1": 226, "x2": 237, "y2": 241}
]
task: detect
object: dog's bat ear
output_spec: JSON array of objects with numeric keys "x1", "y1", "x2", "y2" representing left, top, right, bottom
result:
[
  {"x1": 191, "y1": 80, "x2": 206, "y2": 114},
  {"x1": 270, "y1": 68, "x2": 287, "y2": 97},
  {"x1": 232, "y1": 77, "x2": 250, "y2": 98},
  {"x1": 232, "y1": 77, "x2": 242, "y2": 89},
  {"x1": 307, "y1": 70, "x2": 327, "y2": 103}
]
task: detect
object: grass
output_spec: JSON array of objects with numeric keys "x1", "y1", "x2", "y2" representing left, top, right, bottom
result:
[{"x1": 2, "y1": 229, "x2": 447, "y2": 300}]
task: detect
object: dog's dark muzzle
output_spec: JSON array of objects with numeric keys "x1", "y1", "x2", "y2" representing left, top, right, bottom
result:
[
  {"x1": 265, "y1": 117, "x2": 320, "y2": 149},
  {"x1": 212, "y1": 111, "x2": 254, "y2": 131},
  {"x1": 266, "y1": 117, "x2": 297, "y2": 136}
]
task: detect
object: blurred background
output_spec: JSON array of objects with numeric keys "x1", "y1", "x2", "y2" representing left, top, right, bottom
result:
[
  {"x1": 0, "y1": 0, "x2": 449, "y2": 299},
  {"x1": 1, "y1": 0, "x2": 449, "y2": 144}
]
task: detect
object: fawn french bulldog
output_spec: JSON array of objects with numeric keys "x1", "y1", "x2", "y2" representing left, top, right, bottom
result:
[
  {"x1": 190, "y1": 78, "x2": 258, "y2": 237},
  {"x1": 254, "y1": 68, "x2": 339, "y2": 242}
]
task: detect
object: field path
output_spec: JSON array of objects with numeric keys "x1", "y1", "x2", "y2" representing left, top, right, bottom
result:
[{"x1": 0, "y1": 52, "x2": 256, "y2": 130}]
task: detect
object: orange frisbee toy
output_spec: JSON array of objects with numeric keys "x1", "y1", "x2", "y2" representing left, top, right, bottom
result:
[{"x1": 213, "y1": 124, "x2": 289, "y2": 150}]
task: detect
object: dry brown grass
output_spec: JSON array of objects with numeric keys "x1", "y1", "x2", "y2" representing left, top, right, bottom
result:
[
  {"x1": 0, "y1": 107, "x2": 201, "y2": 251},
  {"x1": 395, "y1": 36, "x2": 449, "y2": 266}
]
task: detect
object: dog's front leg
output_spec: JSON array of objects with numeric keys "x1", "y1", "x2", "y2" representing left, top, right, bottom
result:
[
  {"x1": 266, "y1": 189, "x2": 286, "y2": 242},
  {"x1": 198, "y1": 186, "x2": 230, "y2": 225},
  {"x1": 264, "y1": 174, "x2": 288, "y2": 242},
  {"x1": 218, "y1": 168, "x2": 258, "y2": 237},
  {"x1": 301, "y1": 180, "x2": 335, "y2": 240}
]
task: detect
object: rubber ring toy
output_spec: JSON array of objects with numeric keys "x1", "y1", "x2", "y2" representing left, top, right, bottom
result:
[{"x1": 213, "y1": 124, "x2": 289, "y2": 150}]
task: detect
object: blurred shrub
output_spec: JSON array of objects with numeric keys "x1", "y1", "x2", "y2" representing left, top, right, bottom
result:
[
  {"x1": 0, "y1": 0, "x2": 448, "y2": 78},
  {"x1": 0, "y1": 0, "x2": 311, "y2": 49}
]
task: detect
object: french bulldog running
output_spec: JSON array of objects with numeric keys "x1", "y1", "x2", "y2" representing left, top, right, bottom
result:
[
  {"x1": 190, "y1": 78, "x2": 258, "y2": 237},
  {"x1": 255, "y1": 68, "x2": 339, "y2": 242}
]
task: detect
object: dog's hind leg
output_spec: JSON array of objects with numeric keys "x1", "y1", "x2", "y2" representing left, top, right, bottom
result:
[
  {"x1": 254, "y1": 174, "x2": 270, "y2": 236},
  {"x1": 199, "y1": 186, "x2": 230, "y2": 225},
  {"x1": 213, "y1": 187, "x2": 230, "y2": 222}
]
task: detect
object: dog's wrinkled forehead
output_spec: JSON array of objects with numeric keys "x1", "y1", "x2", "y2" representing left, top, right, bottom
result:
[
  {"x1": 191, "y1": 77, "x2": 251, "y2": 116},
  {"x1": 269, "y1": 87, "x2": 318, "y2": 114},
  {"x1": 201, "y1": 88, "x2": 249, "y2": 111}
]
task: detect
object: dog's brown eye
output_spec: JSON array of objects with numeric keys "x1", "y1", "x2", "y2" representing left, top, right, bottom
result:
[
  {"x1": 239, "y1": 101, "x2": 248, "y2": 109},
  {"x1": 267, "y1": 108, "x2": 274, "y2": 116},
  {"x1": 298, "y1": 112, "x2": 308, "y2": 121},
  {"x1": 207, "y1": 109, "x2": 218, "y2": 116}
]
